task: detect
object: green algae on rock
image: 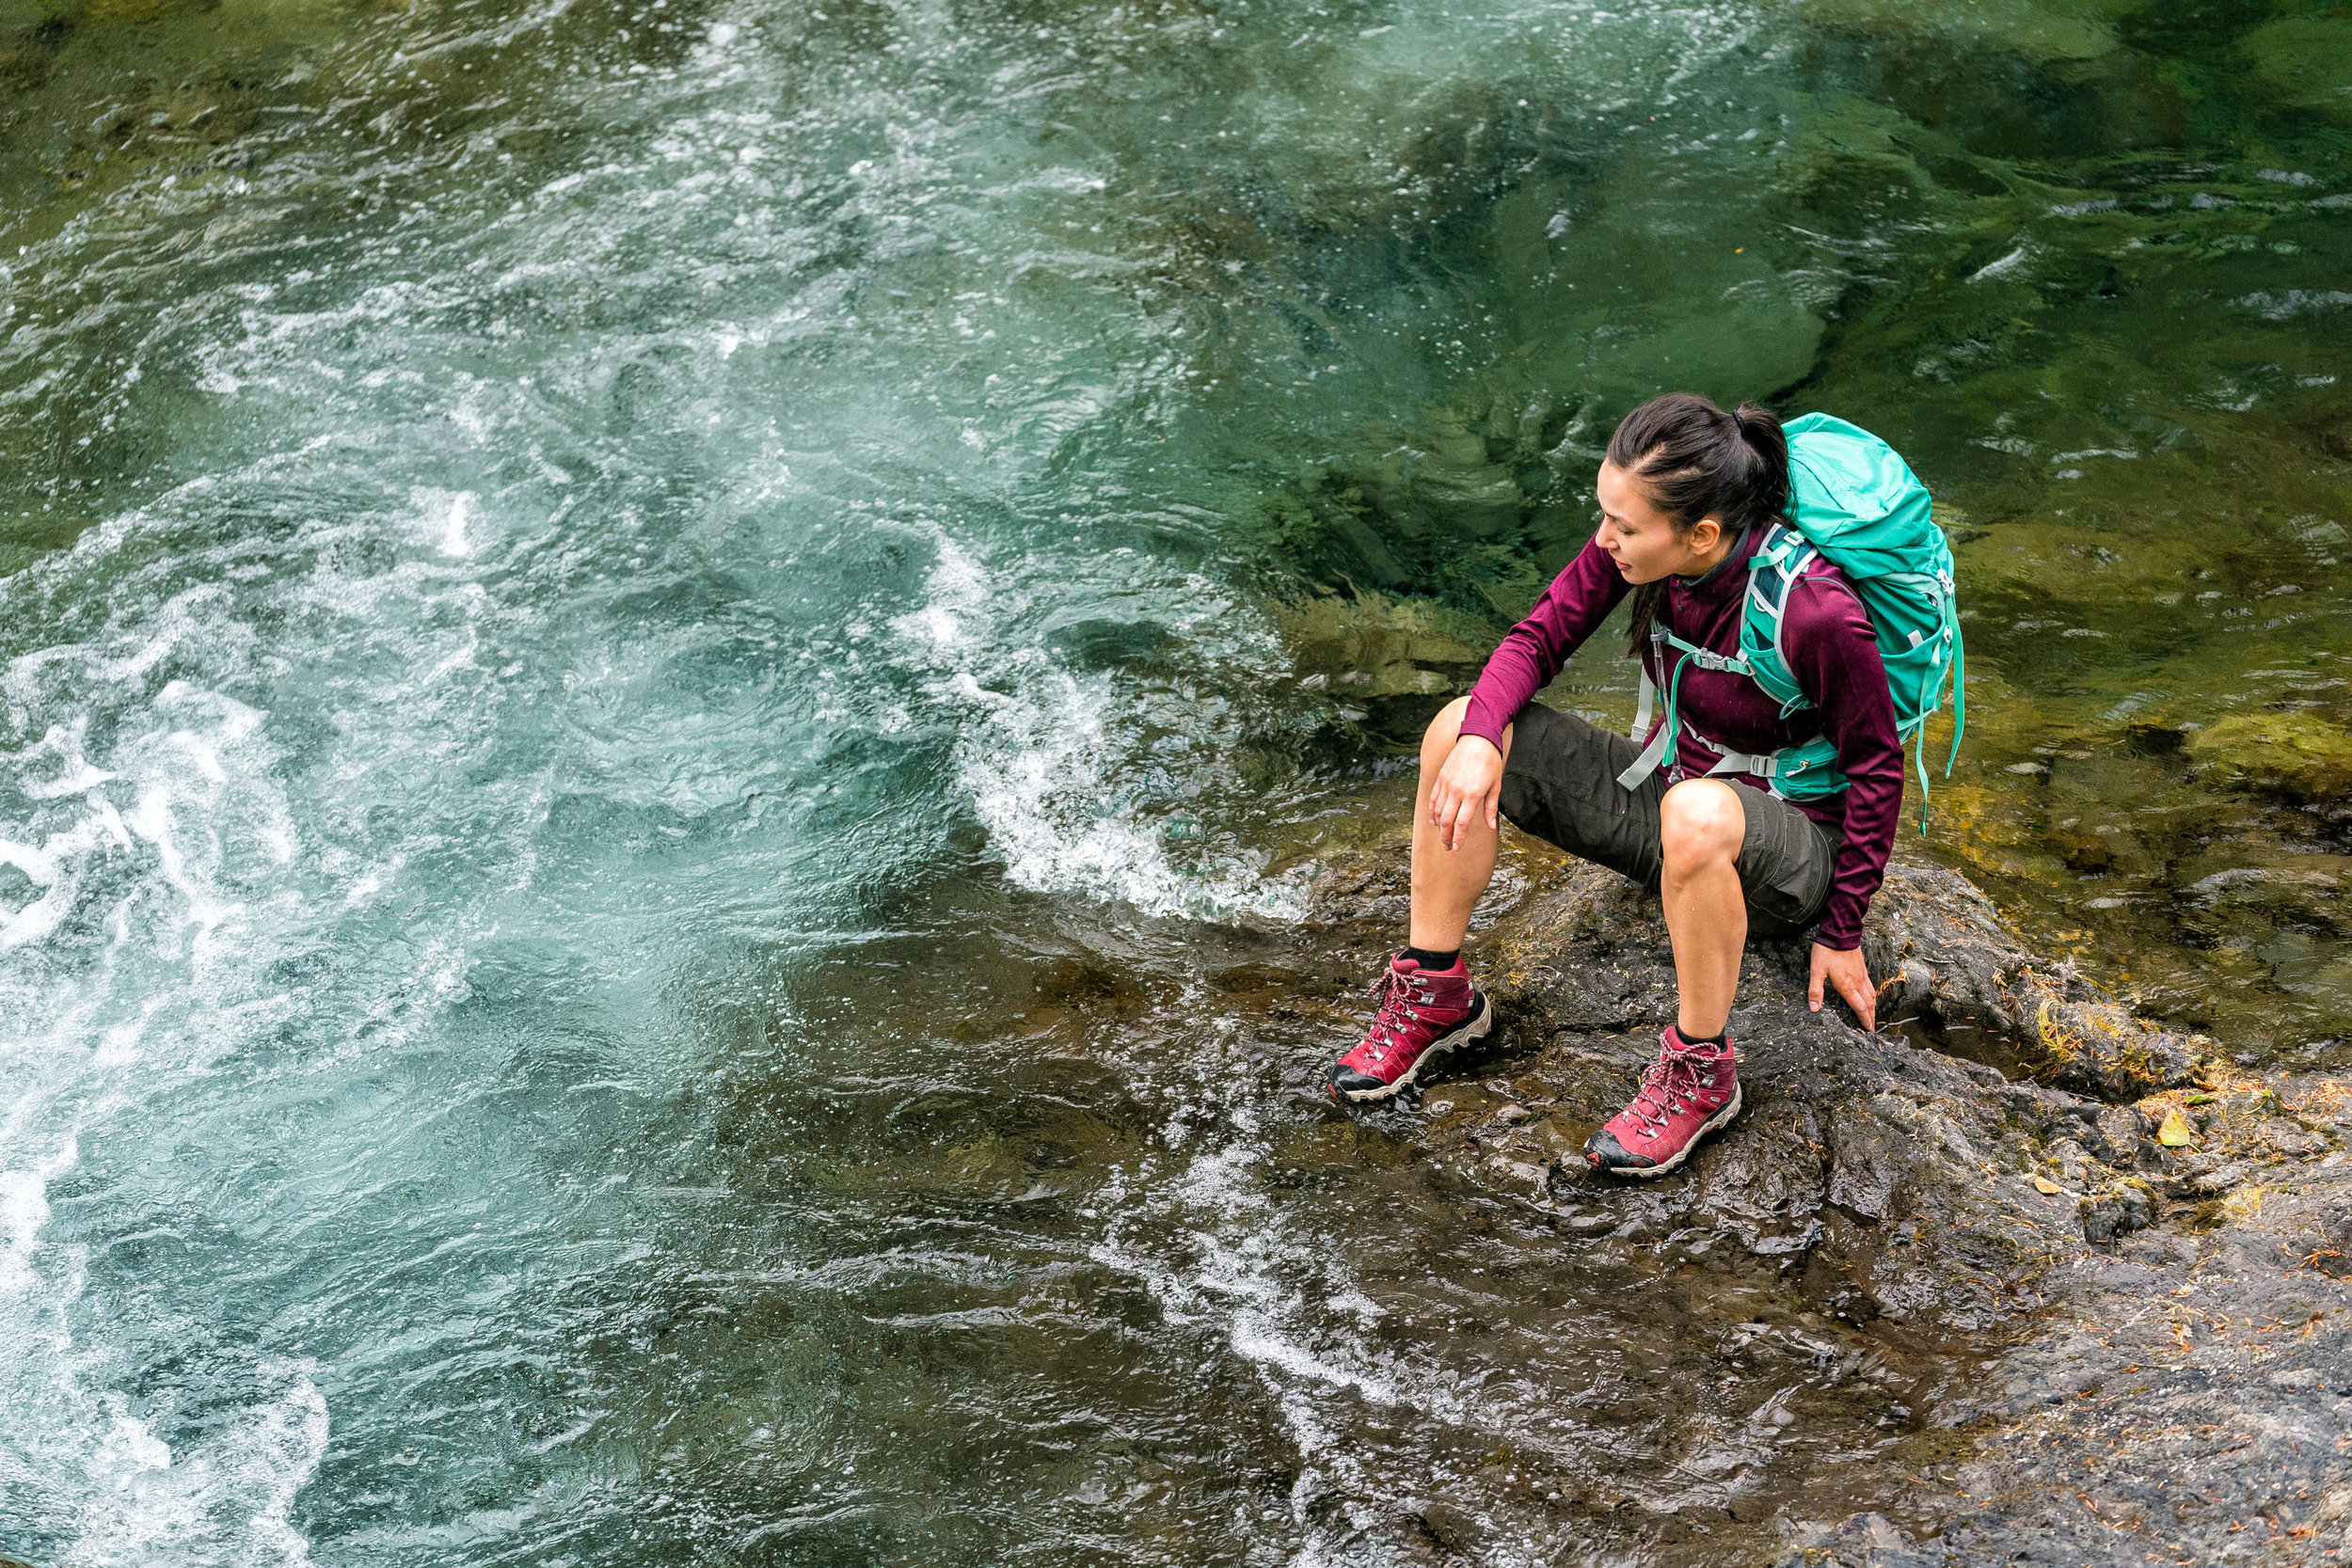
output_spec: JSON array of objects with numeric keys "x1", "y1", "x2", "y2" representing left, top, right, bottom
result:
[
  {"x1": 2185, "y1": 709, "x2": 2352, "y2": 801},
  {"x1": 2241, "y1": 16, "x2": 2352, "y2": 121}
]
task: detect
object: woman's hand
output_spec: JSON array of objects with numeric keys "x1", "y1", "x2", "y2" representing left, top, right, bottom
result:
[
  {"x1": 1428, "y1": 735, "x2": 1504, "y2": 851},
  {"x1": 1808, "y1": 942, "x2": 1877, "y2": 1030}
]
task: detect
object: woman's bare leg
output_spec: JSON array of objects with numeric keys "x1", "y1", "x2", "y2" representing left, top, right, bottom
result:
[
  {"x1": 1407, "y1": 697, "x2": 1514, "y2": 954},
  {"x1": 1657, "y1": 779, "x2": 1748, "y2": 1037}
]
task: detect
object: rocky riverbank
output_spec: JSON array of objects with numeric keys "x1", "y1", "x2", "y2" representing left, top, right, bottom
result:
[{"x1": 1299, "y1": 832, "x2": 2352, "y2": 1565}]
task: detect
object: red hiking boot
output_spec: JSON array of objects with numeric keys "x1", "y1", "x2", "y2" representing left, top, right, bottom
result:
[
  {"x1": 1583, "y1": 1026, "x2": 1741, "y2": 1177},
  {"x1": 1327, "y1": 957, "x2": 1491, "y2": 1103}
]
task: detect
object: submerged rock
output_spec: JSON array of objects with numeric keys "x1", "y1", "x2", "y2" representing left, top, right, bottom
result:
[
  {"x1": 2241, "y1": 15, "x2": 2352, "y2": 121},
  {"x1": 2185, "y1": 710, "x2": 2352, "y2": 802},
  {"x1": 1276, "y1": 590, "x2": 1493, "y2": 740}
]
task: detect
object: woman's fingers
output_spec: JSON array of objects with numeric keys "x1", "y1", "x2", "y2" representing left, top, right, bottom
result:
[
  {"x1": 1427, "y1": 770, "x2": 1455, "y2": 829},
  {"x1": 1843, "y1": 970, "x2": 1877, "y2": 1031},
  {"x1": 1428, "y1": 752, "x2": 1502, "y2": 849},
  {"x1": 1434, "y1": 780, "x2": 1470, "y2": 850},
  {"x1": 1810, "y1": 944, "x2": 1878, "y2": 1029},
  {"x1": 1430, "y1": 779, "x2": 1463, "y2": 842}
]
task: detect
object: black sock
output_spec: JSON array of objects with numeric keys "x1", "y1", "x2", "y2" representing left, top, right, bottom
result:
[
  {"x1": 1677, "y1": 1028, "x2": 1726, "y2": 1050},
  {"x1": 1402, "y1": 944, "x2": 1461, "y2": 972}
]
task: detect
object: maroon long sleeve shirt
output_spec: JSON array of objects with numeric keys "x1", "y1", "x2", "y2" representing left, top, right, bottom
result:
[{"x1": 1458, "y1": 528, "x2": 1903, "y2": 950}]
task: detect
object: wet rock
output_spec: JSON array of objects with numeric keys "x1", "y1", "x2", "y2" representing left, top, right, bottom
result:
[
  {"x1": 1305, "y1": 834, "x2": 2352, "y2": 1566},
  {"x1": 2041, "y1": 1136, "x2": 2088, "y2": 1186},
  {"x1": 2260, "y1": 1115, "x2": 2329, "y2": 1157},
  {"x1": 1993, "y1": 1077, "x2": 2089, "y2": 1141},
  {"x1": 1905, "y1": 1160, "x2": 2352, "y2": 1566},
  {"x1": 2173, "y1": 1160, "x2": 2257, "y2": 1199},
  {"x1": 2301, "y1": 1201, "x2": 2352, "y2": 1278},
  {"x1": 1860, "y1": 855, "x2": 2032, "y2": 1043},
  {"x1": 1863, "y1": 859, "x2": 2225, "y2": 1100},
  {"x1": 1772, "y1": 1511, "x2": 1938, "y2": 1567},
  {"x1": 1689, "y1": 1101, "x2": 1824, "y2": 1256},
  {"x1": 2072, "y1": 1101, "x2": 2148, "y2": 1165},
  {"x1": 1412, "y1": 1497, "x2": 1488, "y2": 1553},
  {"x1": 2074, "y1": 1180, "x2": 2153, "y2": 1245},
  {"x1": 1459, "y1": 852, "x2": 2116, "y2": 1337},
  {"x1": 1307, "y1": 853, "x2": 1413, "y2": 927}
]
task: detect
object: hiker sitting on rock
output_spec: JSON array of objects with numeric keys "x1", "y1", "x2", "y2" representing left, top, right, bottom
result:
[{"x1": 1328, "y1": 391, "x2": 1963, "y2": 1178}]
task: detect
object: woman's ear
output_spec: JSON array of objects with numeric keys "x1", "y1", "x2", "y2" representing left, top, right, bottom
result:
[{"x1": 1687, "y1": 515, "x2": 1724, "y2": 555}]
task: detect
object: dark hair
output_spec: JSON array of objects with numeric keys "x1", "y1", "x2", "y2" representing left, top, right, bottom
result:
[{"x1": 1607, "y1": 393, "x2": 1790, "y2": 654}]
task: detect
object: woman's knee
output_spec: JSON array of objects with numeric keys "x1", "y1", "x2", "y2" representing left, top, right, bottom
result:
[
  {"x1": 1421, "y1": 696, "x2": 1472, "y2": 764},
  {"x1": 1659, "y1": 780, "x2": 1744, "y2": 873}
]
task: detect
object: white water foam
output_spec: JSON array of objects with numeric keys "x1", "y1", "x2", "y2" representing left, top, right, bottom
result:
[
  {"x1": 894, "y1": 528, "x2": 1311, "y2": 923},
  {"x1": 44, "y1": 1362, "x2": 329, "y2": 1568},
  {"x1": 0, "y1": 535, "x2": 332, "y2": 1566},
  {"x1": 1080, "y1": 1007, "x2": 1485, "y2": 1564}
]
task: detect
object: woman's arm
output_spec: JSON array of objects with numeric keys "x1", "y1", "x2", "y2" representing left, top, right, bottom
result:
[
  {"x1": 1427, "y1": 538, "x2": 1630, "y2": 850},
  {"x1": 1457, "y1": 536, "x2": 1632, "y2": 751},
  {"x1": 1784, "y1": 570, "x2": 1905, "y2": 953}
]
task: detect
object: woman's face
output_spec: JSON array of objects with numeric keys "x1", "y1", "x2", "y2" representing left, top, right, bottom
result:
[{"x1": 1594, "y1": 460, "x2": 1723, "y2": 583}]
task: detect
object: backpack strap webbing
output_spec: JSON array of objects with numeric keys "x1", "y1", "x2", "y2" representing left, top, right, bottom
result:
[{"x1": 1615, "y1": 626, "x2": 1757, "y2": 792}]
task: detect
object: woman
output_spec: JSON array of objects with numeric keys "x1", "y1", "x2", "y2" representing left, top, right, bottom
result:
[{"x1": 1327, "y1": 392, "x2": 1902, "y2": 1177}]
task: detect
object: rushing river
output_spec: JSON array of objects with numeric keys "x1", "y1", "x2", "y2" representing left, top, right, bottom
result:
[{"x1": 1, "y1": 0, "x2": 2346, "y2": 1561}]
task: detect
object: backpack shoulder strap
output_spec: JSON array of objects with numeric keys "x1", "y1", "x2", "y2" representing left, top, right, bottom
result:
[{"x1": 1739, "y1": 522, "x2": 1814, "y2": 715}]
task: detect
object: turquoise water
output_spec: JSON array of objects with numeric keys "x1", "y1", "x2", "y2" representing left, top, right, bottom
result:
[{"x1": 1, "y1": 0, "x2": 2346, "y2": 1561}]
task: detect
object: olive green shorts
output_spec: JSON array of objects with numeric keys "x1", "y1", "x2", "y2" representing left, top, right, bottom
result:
[{"x1": 1493, "y1": 703, "x2": 1841, "y2": 939}]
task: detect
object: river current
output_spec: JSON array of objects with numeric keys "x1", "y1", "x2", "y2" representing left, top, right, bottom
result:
[{"x1": 1, "y1": 0, "x2": 2346, "y2": 1562}]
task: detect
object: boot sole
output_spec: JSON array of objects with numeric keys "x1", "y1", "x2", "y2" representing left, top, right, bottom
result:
[
  {"x1": 1612, "y1": 1082, "x2": 1743, "y2": 1180},
  {"x1": 1333, "y1": 995, "x2": 1493, "y2": 1103}
]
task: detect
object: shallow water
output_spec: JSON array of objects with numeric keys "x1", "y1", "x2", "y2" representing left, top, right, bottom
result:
[{"x1": 0, "y1": 0, "x2": 2345, "y2": 1561}]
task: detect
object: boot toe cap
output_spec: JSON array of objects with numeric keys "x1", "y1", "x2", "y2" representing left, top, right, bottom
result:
[
  {"x1": 1327, "y1": 1064, "x2": 1392, "y2": 1101},
  {"x1": 1583, "y1": 1128, "x2": 1655, "y2": 1172}
]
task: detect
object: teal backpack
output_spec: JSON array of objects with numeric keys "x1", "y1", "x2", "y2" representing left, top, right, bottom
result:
[{"x1": 1615, "y1": 413, "x2": 1964, "y2": 829}]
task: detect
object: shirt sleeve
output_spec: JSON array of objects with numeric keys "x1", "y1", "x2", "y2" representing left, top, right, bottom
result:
[
  {"x1": 1458, "y1": 536, "x2": 1631, "y2": 750},
  {"x1": 1783, "y1": 570, "x2": 1905, "y2": 950}
]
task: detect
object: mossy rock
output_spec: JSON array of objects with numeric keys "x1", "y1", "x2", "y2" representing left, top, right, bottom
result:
[
  {"x1": 1960, "y1": 519, "x2": 2209, "y2": 605},
  {"x1": 2184, "y1": 711, "x2": 2352, "y2": 801},
  {"x1": 2242, "y1": 17, "x2": 2352, "y2": 121},
  {"x1": 1277, "y1": 591, "x2": 1489, "y2": 698},
  {"x1": 2026, "y1": 998, "x2": 2204, "y2": 1099}
]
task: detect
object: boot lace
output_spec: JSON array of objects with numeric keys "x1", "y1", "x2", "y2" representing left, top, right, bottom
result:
[
  {"x1": 1629, "y1": 1043, "x2": 1717, "y2": 1134},
  {"x1": 1359, "y1": 967, "x2": 1436, "y2": 1066}
]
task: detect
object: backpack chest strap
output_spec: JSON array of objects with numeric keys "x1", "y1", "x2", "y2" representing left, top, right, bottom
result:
[{"x1": 1617, "y1": 628, "x2": 1756, "y2": 790}]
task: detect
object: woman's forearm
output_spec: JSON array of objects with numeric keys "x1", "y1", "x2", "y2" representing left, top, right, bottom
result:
[{"x1": 1459, "y1": 537, "x2": 1629, "y2": 748}]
